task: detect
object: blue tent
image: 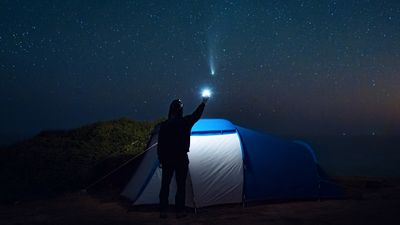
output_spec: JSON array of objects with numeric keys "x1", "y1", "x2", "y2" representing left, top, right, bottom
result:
[{"x1": 121, "y1": 119, "x2": 341, "y2": 207}]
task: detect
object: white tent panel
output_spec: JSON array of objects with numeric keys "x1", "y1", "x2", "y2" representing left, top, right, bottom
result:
[
  {"x1": 188, "y1": 133, "x2": 243, "y2": 207},
  {"x1": 134, "y1": 167, "x2": 169, "y2": 205},
  {"x1": 123, "y1": 132, "x2": 243, "y2": 208},
  {"x1": 121, "y1": 144, "x2": 158, "y2": 201},
  {"x1": 134, "y1": 168, "x2": 196, "y2": 207}
]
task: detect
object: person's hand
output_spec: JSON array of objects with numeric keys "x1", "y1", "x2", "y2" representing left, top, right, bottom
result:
[{"x1": 202, "y1": 96, "x2": 209, "y2": 104}]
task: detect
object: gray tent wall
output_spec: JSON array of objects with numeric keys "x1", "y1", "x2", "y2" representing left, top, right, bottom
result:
[
  {"x1": 120, "y1": 127, "x2": 160, "y2": 204},
  {"x1": 121, "y1": 131, "x2": 244, "y2": 207}
]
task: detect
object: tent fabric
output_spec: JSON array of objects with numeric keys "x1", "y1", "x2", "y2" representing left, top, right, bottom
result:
[
  {"x1": 121, "y1": 118, "x2": 341, "y2": 208},
  {"x1": 236, "y1": 126, "x2": 319, "y2": 201},
  {"x1": 120, "y1": 143, "x2": 159, "y2": 202},
  {"x1": 134, "y1": 164, "x2": 196, "y2": 207},
  {"x1": 188, "y1": 133, "x2": 243, "y2": 207},
  {"x1": 316, "y1": 165, "x2": 345, "y2": 198},
  {"x1": 120, "y1": 129, "x2": 160, "y2": 201},
  {"x1": 123, "y1": 132, "x2": 244, "y2": 207},
  {"x1": 191, "y1": 118, "x2": 236, "y2": 134}
]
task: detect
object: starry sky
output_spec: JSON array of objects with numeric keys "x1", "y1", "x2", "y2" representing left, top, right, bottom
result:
[{"x1": 1, "y1": 0, "x2": 400, "y2": 138}]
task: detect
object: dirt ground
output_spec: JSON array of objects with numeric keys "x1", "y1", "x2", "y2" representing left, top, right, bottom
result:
[{"x1": 1, "y1": 177, "x2": 400, "y2": 225}]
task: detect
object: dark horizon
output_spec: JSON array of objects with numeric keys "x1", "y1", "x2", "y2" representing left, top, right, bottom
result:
[
  {"x1": 2, "y1": 121, "x2": 399, "y2": 149},
  {"x1": 1, "y1": 0, "x2": 400, "y2": 138}
]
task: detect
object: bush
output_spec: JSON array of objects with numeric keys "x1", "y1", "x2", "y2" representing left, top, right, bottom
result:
[{"x1": 0, "y1": 117, "x2": 163, "y2": 202}]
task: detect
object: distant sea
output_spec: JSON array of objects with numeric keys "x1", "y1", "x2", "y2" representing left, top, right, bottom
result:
[
  {"x1": 296, "y1": 136, "x2": 400, "y2": 178},
  {"x1": 0, "y1": 133, "x2": 33, "y2": 148}
]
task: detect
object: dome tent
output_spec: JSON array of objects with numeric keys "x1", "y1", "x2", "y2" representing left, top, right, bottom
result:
[{"x1": 121, "y1": 119, "x2": 341, "y2": 208}]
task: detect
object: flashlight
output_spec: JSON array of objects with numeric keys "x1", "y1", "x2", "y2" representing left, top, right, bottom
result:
[{"x1": 202, "y1": 89, "x2": 211, "y2": 98}]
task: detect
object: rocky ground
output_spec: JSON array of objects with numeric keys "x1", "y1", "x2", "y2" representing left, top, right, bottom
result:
[{"x1": 1, "y1": 177, "x2": 400, "y2": 225}]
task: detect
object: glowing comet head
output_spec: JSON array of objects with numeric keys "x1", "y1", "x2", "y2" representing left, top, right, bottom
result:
[
  {"x1": 211, "y1": 68, "x2": 215, "y2": 76},
  {"x1": 201, "y1": 89, "x2": 212, "y2": 98}
]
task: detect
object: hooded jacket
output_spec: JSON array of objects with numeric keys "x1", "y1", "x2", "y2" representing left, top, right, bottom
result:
[{"x1": 157, "y1": 102, "x2": 205, "y2": 164}]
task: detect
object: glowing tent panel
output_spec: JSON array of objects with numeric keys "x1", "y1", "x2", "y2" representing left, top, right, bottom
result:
[{"x1": 188, "y1": 133, "x2": 243, "y2": 207}]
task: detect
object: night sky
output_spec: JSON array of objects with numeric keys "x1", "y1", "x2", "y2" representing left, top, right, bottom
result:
[{"x1": 1, "y1": 0, "x2": 399, "y2": 138}]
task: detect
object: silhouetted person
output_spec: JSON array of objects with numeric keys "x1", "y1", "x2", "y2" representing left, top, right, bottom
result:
[{"x1": 157, "y1": 97, "x2": 208, "y2": 218}]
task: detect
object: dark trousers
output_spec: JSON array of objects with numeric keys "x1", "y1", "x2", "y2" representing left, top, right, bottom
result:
[{"x1": 159, "y1": 156, "x2": 189, "y2": 212}]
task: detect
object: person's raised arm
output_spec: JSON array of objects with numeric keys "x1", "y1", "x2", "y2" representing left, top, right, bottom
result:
[{"x1": 186, "y1": 97, "x2": 208, "y2": 126}]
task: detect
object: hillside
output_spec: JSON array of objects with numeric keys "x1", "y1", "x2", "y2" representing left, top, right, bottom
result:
[{"x1": 0, "y1": 118, "x2": 162, "y2": 203}]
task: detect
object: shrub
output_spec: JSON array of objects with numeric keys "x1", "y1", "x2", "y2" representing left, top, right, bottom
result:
[{"x1": 0, "y1": 117, "x2": 163, "y2": 202}]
